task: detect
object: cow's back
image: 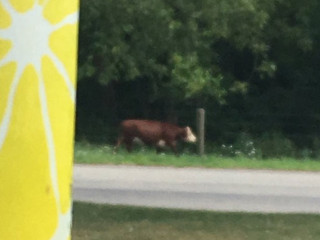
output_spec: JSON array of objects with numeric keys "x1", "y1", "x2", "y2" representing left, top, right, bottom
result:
[{"x1": 121, "y1": 120, "x2": 164, "y2": 143}]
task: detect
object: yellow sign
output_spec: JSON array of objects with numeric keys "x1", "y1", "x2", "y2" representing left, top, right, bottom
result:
[{"x1": 0, "y1": 0, "x2": 79, "y2": 239}]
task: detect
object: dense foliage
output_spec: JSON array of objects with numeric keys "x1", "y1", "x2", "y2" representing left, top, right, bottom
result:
[{"x1": 76, "y1": 0, "x2": 320, "y2": 158}]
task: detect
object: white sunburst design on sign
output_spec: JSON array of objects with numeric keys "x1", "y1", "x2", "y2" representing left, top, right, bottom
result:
[{"x1": 0, "y1": 0, "x2": 78, "y2": 239}]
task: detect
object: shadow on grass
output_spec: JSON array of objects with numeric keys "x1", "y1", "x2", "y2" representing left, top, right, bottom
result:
[{"x1": 72, "y1": 202, "x2": 320, "y2": 240}]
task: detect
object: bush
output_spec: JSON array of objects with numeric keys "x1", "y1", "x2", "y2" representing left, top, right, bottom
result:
[
  {"x1": 312, "y1": 138, "x2": 320, "y2": 159},
  {"x1": 256, "y1": 132, "x2": 295, "y2": 158},
  {"x1": 215, "y1": 132, "x2": 297, "y2": 159},
  {"x1": 233, "y1": 132, "x2": 261, "y2": 158},
  {"x1": 215, "y1": 132, "x2": 261, "y2": 158},
  {"x1": 75, "y1": 115, "x2": 118, "y2": 144}
]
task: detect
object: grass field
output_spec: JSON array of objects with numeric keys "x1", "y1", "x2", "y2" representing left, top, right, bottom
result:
[
  {"x1": 74, "y1": 142, "x2": 320, "y2": 171},
  {"x1": 72, "y1": 202, "x2": 320, "y2": 240}
]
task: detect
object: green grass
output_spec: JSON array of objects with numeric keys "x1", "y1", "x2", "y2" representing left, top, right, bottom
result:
[
  {"x1": 74, "y1": 142, "x2": 320, "y2": 171},
  {"x1": 72, "y1": 202, "x2": 320, "y2": 240}
]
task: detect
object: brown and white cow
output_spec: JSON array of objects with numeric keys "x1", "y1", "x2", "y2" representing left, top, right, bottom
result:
[{"x1": 113, "y1": 119, "x2": 197, "y2": 154}]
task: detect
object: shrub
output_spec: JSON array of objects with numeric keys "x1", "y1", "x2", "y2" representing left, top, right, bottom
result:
[
  {"x1": 256, "y1": 132, "x2": 295, "y2": 158},
  {"x1": 312, "y1": 137, "x2": 320, "y2": 159},
  {"x1": 216, "y1": 132, "x2": 261, "y2": 158},
  {"x1": 233, "y1": 132, "x2": 261, "y2": 158}
]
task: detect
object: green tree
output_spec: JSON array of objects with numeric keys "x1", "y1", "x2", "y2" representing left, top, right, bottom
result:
[{"x1": 77, "y1": 0, "x2": 320, "y2": 154}]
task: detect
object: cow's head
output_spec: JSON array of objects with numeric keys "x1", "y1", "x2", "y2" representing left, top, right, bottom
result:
[{"x1": 183, "y1": 126, "x2": 197, "y2": 143}]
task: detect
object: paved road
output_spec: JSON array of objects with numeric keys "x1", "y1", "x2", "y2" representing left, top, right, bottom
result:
[{"x1": 73, "y1": 164, "x2": 320, "y2": 213}]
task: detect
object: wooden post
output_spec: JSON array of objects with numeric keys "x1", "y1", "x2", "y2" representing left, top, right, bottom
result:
[{"x1": 197, "y1": 108, "x2": 205, "y2": 156}]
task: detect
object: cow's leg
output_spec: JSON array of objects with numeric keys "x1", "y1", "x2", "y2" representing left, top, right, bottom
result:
[
  {"x1": 156, "y1": 146, "x2": 163, "y2": 154},
  {"x1": 124, "y1": 138, "x2": 133, "y2": 152},
  {"x1": 167, "y1": 141, "x2": 178, "y2": 156}
]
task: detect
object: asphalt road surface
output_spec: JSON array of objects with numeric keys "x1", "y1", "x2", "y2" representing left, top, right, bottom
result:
[{"x1": 73, "y1": 164, "x2": 320, "y2": 213}]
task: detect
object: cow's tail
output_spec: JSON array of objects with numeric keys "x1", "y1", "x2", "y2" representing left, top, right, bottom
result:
[
  {"x1": 113, "y1": 122, "x2": 124, "y2": 154},
  {"x1": 113, "y1": 135, "x2": 123, "y2": 154}
]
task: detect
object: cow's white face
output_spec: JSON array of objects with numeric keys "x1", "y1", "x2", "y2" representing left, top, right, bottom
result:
[{"x1": 184, "y1": 126, "x2": 197, "y2": 143}]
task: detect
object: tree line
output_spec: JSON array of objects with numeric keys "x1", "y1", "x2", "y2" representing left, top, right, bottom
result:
[{"x1": 76, "y1": 0, "x2": 320, "y2": 158}]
